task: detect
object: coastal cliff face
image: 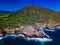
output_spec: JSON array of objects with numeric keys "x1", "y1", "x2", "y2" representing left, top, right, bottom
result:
[
  {"x1": 3, "y1": 24, "x2": 59, "y2": 38},
  {"x1": 4, "y1": 25, "x2": 46, "y2": 38}
]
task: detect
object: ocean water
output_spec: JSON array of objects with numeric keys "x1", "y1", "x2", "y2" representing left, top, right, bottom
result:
[
  {"x1": 44, "y1": 27, "x2": 60, "y2": 45},
  {"x1": 0, "y1": 27, "x2": 60, "y2": 45}
]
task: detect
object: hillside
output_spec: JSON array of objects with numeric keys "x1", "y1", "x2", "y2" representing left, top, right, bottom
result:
[{"x1": 0, "y1": 4, "x2": 60, "y2": 28}]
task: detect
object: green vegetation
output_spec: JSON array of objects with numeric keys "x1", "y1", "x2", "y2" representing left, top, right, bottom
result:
[{"x1": 0, "y1": 4, "x2": 60, "y2": 28}]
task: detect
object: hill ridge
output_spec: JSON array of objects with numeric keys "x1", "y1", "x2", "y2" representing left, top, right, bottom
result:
[{"x1": 0, "y1": 4, "x2": 60, "y2": 28}]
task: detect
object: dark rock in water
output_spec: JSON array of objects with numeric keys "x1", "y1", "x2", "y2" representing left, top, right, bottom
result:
[{"x1": 0, "y1": 28, "x2": 6, "y2": 37}]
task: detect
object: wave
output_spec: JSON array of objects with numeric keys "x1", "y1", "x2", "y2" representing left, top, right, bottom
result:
[
  {"x1": 0, "y1": 27, "x2": 54, "y2": 45},
  {"x1": 0, "y1": 34, "x2": 52, "y2": 45},
  {"x1": 0, "y1": 34, "x2": 52, "y2": 41},
  {"x1": 44, "y1": 29, "x2": 55, "y2": 32}
]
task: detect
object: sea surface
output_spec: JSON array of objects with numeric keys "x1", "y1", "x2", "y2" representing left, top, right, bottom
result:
[{"x1": 0, "y1": 27, "x2": 60, "y2": 45}]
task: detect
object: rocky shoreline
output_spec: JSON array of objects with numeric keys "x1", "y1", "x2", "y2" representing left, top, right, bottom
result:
[{"x1": 0, "y1": 23, "x2": 60, "y2": 38}]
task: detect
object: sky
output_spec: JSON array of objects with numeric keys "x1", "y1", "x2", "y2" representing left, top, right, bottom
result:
[{"x1": 0, "y1": 0, "x2": 60, "y2": 12}]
